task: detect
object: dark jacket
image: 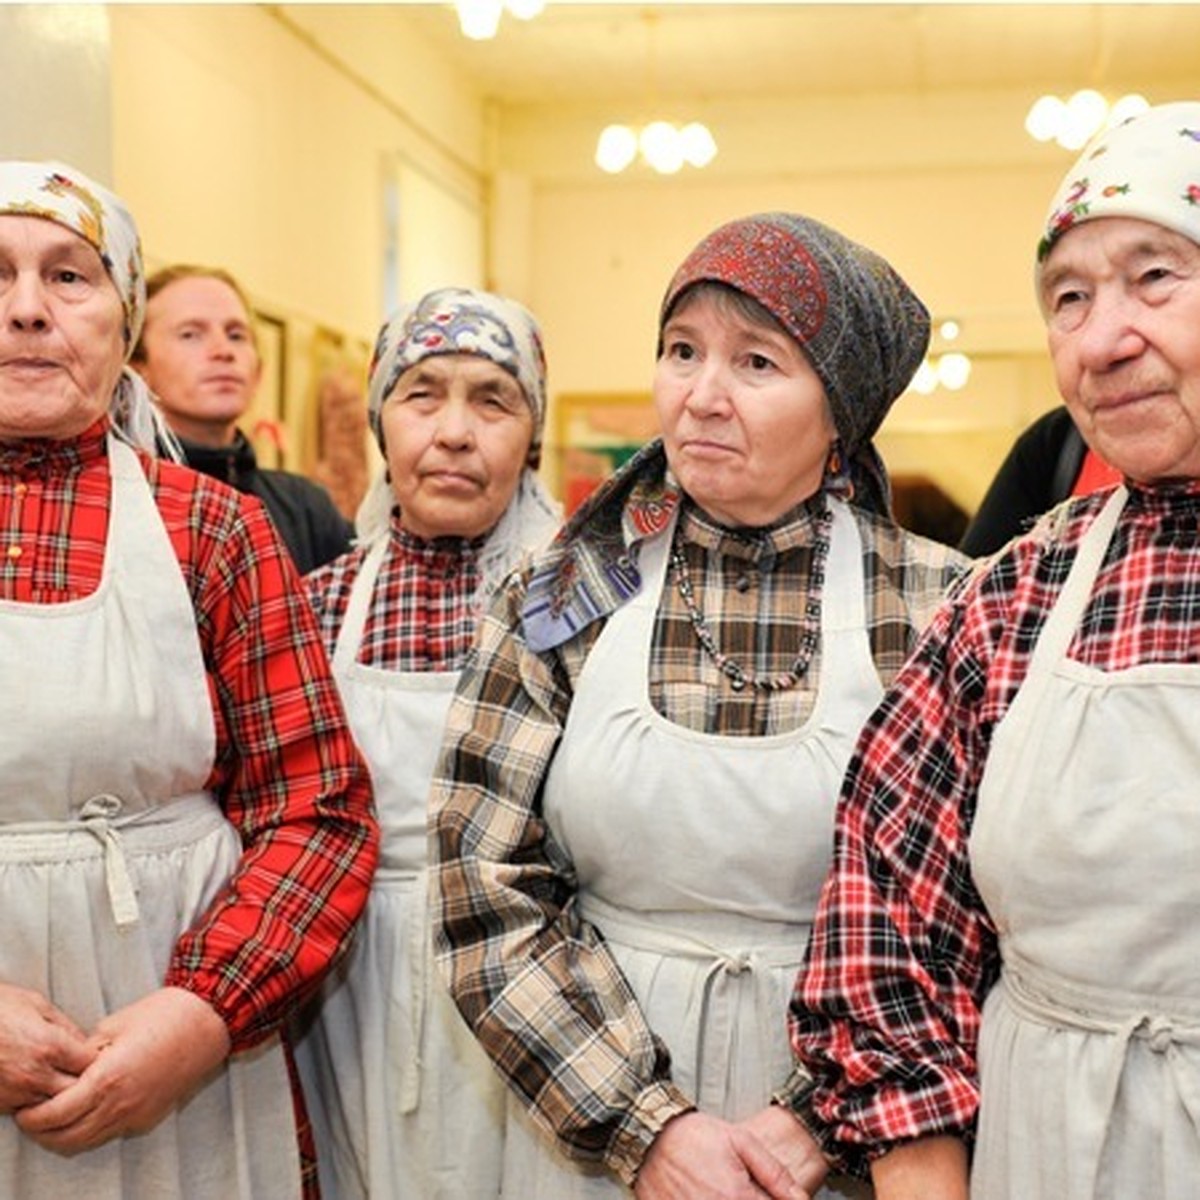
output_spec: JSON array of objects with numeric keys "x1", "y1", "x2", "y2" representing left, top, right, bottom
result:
[
  {"x1": 959, "y1": 407, "x2": 1086, "y2": 557},
  {"x1": 179, "y1": 430, "x2": 354, "y2": 574}
]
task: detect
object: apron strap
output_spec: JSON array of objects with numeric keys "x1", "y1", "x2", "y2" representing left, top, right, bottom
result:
[{"x1": 332, "y1": 538, "x2": 389, "y2": 673}]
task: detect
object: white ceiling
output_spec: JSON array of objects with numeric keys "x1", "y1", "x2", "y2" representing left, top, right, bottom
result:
[{"x1": 393, "y1": 3, "x2": 1200, "y2": 108}]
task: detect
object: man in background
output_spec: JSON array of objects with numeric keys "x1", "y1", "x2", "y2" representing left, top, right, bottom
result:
[{"x1": 134, "y1": 265, "x2": 353, "y2": 573}]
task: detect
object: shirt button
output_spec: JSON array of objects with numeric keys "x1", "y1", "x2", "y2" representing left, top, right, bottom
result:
[
  {"x1": 14, "y1": 483, "x2": 27, "y2": 497},
  {"x1": 734, "y1": 574, "x2": 751, "y2": 593},
  {"x1": 7, "y1": 545, "x2": 22, "y2": 560}
]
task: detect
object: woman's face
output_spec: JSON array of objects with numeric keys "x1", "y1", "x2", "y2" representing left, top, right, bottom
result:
[
  {"x1": 654, "y1": 289, "x2": 836, "y2": 526},
  {"x1": 381, "y1": 353, "x2": 534, "y2": 540},
  {"x1": 0, "y1": 215, "x2": 126, "y2": 441}
]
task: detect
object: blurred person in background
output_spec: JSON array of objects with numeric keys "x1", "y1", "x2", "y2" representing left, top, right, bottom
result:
[{"x1": 134, "y1": 263, "x2": 352, "y2": 573}]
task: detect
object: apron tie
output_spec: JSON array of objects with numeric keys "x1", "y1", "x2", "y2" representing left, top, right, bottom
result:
[
  {"x1": 79, "y1": 793, "x2": 140, "y2": 929},
  {"x1": 1002, "y1": 963, "x2": 1200, "y2": 1195},
  {"x1": 580, "y1": 895, "x2": 804, "y2": 1113}
]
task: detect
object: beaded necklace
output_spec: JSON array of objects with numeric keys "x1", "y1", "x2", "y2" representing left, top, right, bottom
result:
[{"x1": 668, "y1": 501, "x2": 834, "y2": 693}]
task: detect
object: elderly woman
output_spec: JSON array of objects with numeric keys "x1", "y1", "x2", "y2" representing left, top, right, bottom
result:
[
  {"x1": 0, "y1": 161, "x2": 377, "y2": 1198},
  {"x1": 791, "y1": 100, "x2": 1200, "y2": 1200},
  {"x1": 429, "y1": 213, "x2": 967, "y2": 1199},
  {"x1": 293, "y1": 288, "x2": 561, "y2": 1199}
]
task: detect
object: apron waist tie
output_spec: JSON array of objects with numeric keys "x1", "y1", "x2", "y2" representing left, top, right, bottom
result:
[
  {"x1": 1002, "y1": 961, "x2": 1200, "y2": 1192},
  {"x1": 0, "y1": 791, "x2": 221, "y2": 930},
  {"x1": 579, "y1": 894, "x2": 806, "y2": 1113},
  {"x1": 79, "y1": 793, "x2": 140, "y2": 928},
  {"x1": 1003, "y1": 962, "x2": 1200, "y2": 1048}
]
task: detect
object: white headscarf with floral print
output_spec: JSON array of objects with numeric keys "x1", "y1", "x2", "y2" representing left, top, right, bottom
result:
[
  {"x1": 1038, "y1": 100, "x2": 1200, "y2": 265},
  {"x1": 0, "y1": 160, "x2": 174, "y2": 455}
]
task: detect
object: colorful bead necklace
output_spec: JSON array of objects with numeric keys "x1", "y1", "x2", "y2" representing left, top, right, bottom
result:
[{"x1": 668, "y1": 502, "x2": 833, "y2": 693}]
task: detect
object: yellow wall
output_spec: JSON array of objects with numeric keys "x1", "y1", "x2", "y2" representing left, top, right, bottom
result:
[
  {"x1": 1, "y1": 5, "x2": 112, "y2": 180},
  {"x1": 108, "y1": 4, "x2": 488, "y2": 473}
]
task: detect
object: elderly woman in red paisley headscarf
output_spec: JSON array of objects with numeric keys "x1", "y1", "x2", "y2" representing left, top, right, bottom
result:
[
  {"x1": 0, "y1": 160, "x2": 377, "y2": 1199},
  {"x1": 429, "y1": 212, "x2": 968, "y2": 1200}
]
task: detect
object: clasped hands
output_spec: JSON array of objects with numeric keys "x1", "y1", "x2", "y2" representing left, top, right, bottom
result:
[
  {"x1": 635, "y1": 1105, "x2": 827, "y2": 1200},
  {"x1": 0, "y1": 982, "x2": 230, "y2": 1154}
]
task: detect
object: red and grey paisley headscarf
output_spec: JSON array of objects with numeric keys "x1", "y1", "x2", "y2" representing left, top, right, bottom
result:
[{"x1": 660, "y1": 212, "x2": 930, "y2": 515}]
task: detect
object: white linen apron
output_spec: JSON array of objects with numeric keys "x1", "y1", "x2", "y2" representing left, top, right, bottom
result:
[
  {"x1": 503, "y1": 500, "x2": 876, "y2": 1198},
  {"x1": 0, "y1": 437, "x2": 298, "y2": 1199},
  {"x1": 970, "y1": 487, "x2": 1200, "y2": 1200},
  {"x1": 293, "y1": 537, "x2": 505, "y2": 1199}
]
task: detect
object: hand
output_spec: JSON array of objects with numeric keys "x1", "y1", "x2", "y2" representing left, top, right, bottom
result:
[
  {"x1": 15, "y1": 987, "x2": 231, "y2": 1154},
  {"x1": 870, "y1": 1135, "x2": 969, "y2": 1200},
  {"x1": 0, "y1": 982, "x2": 95, "y2": 1113},
  {"x1": 738, "y1": 1106, "x2": 828, "y2": 1196},
  {"x1": 634, "y1": 1110, "x2": 812, "y2": 1200}
]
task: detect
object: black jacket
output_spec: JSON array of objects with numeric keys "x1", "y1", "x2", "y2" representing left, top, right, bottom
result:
[
  {"x1": 959, "y1": 407, "x2": 1086, "y2": 557},
  {"x1": 179, "y1": 430, "x2": 354, "y2": 575}
]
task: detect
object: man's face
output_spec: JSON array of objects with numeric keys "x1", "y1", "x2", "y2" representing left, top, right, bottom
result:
[
  {"x1": 135, "y1": 275, "x2": 261, "y2": 447},
  {"x1": 1042, "y1": 216, "x2": 1200, "y2": 484}
]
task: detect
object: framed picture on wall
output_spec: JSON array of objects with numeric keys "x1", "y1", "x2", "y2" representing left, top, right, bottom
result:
[
  {"x1": 249, "y1": 309, "x2": 287, "y2": 470},
  {"x1": 554, "y1": 392, "x2": 659, "y2": 515}
]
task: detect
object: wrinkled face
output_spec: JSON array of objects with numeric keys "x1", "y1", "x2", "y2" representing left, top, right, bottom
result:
[
  {"x1": 1042, "y1": 216, "x2": 1200, "y2": 484},
  {"x1": 381, "y1": 353, "x2": 534, "y2": 540},
  {"x1": 654, "y1": 289, "x2": 836, "y2": 526},
  {"x1": 135, "y1": 275, "x2": 262, "y2": 446},
  {"x1": 0, "y1": 215, "x2": 126, "y2": 441}
]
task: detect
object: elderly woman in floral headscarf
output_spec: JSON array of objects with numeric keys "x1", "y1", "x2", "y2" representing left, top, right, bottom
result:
[
  {"x1": 293, "y1": 287, "x2": 561, "y2": 1200},
  {"x1": 0, "y1": 161, "x2": 377, "y2": 1199},
  {"x1": 792, "y1": 99, "x2": 1200, "y2": 1200},
  {"x1": 428, "y1": 213, "x2": 967, "y2": 1200}
]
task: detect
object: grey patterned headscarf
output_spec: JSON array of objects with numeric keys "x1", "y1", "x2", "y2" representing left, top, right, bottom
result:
[
  {"x1": 660, "y1": 212, "x2": 930, "y2": 515},
  {"x1": 366, "y1": 287, "x2": 547, "y2": 467},
  {"x1": 355, "y1": 287, "x2": 561, "y2": 602},
  {"x1": 0, "y1": 160, "x2": 176, "y2": 455}
]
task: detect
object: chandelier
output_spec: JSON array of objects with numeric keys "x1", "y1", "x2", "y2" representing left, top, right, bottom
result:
[
  {"x1": 595, "y1": 120, "x2": 717, "y2": 175},
  {"x1": 908, "y1": 321, "x2": 971, "y2": 395},
  {"x1": 452, "y1": 0, "x2": 544, "y2": 41},
  {"x1": 1024, "y1": 90, "x2": 1149, "y2": 151}
]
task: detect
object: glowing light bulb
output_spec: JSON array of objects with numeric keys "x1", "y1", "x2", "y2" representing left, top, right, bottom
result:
[
  {"x1": 639, "y1": 121, "x2": 684, "y2": 174},
  {"x1": 1058, "y1": 89, "x2": 1108, "y2": 150},
  {"x1": 936, "y1": 352, "x2": 972, "y2": 391},
  {"x1": 909, "y1": 360, "x2": 938, "y2": 396},
  {"x1": 455, "y1": 0, "x2": 503, "y2": 39},
  {"x1": 679, "y1": 122, "x2": 717, "y2": 168},
  {"x1": 595, "y1": 124, "x2": 638, "y2": 174},
  {"x1": 1108, "y1": 93, "x2": 1149, "y2": 128},
  {"x1": 1025, "y1": 95, "x2": 1066, "y2": 143}
]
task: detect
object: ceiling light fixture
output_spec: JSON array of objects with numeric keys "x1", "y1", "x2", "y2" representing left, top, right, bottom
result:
[
  {"x1": 595, "y1": 120, "x2": 717, "y2": 175},
  {"x1": 453, "y1": 0, "x2": 544, "y2": 41},
  {"x1": 595, "y1": 10, "x2": 717, "y2": 176},
  {"x1": 1024, "y1": 90, "x2": 1149, "y2": 151},
  {"x1": 909, "y1": 353, "x2": 972, "y2": 396}
]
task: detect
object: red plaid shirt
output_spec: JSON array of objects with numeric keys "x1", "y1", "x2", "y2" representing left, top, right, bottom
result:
[
  {"x1": 305, "y1": 517, "x2": 484, "y2": 671},
  {"x1": 0, "y1": 420, "x2": 378, "y2": 1050},
  {"x1": 791, "y1": 480, "x2": 1200, "y2": 1174}
]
